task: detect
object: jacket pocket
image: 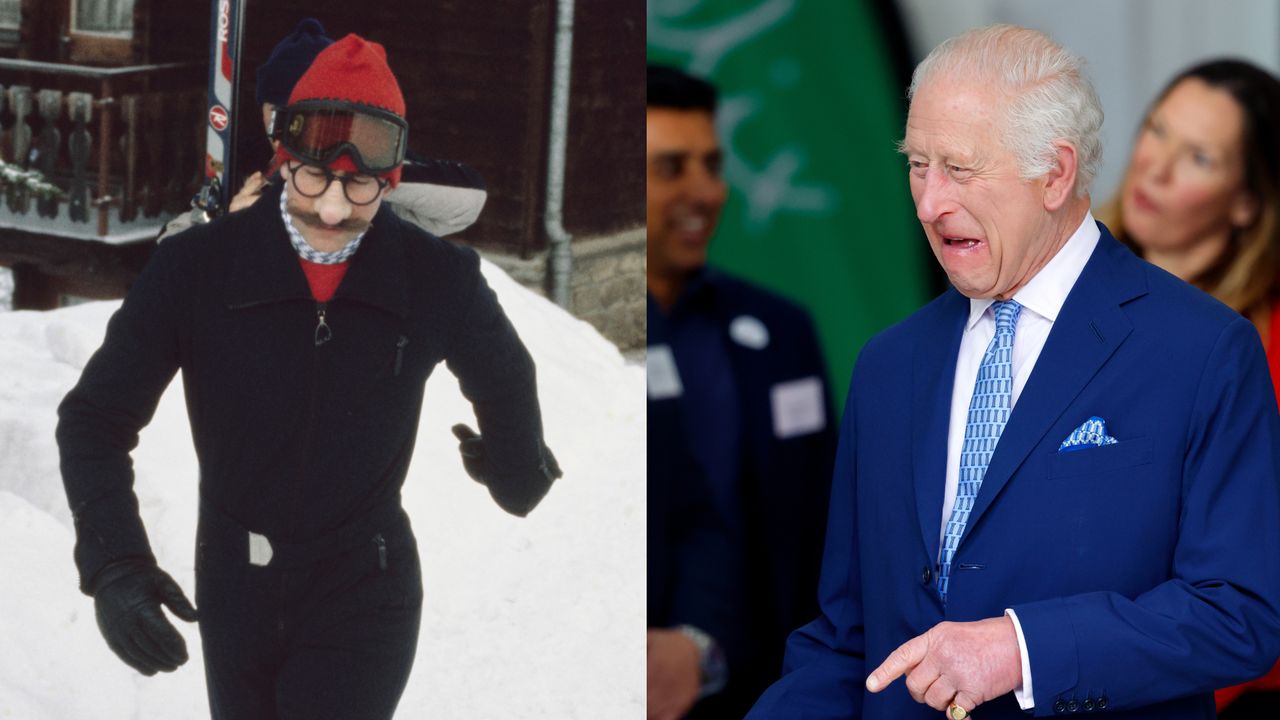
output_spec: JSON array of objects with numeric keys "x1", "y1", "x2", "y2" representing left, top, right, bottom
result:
[
  {"x1": 1048, "y1": 436, "x2": 1152, "y2": 479},
  {"x1": 394, "y1": 335, "x2": 409, "y2": 376},
  {"x1": 364, "y1": 528, "x2": 424, "y2": 615}
]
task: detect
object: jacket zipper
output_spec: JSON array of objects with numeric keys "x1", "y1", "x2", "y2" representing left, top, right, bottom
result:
[
  {"x1": 314, "y1": 302, "x2": 332, "y2": 346},
  {"x1": 394, "y1": 335, "x2": 408, "y2": 376},
  {"x1": 373, "y1": 533, "x2": 388, "y2": 570},
  {"x1": 290, "y1": 301, "x2": 328, "y2": 540}
]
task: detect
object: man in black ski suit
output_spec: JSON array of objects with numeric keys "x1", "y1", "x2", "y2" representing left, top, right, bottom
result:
[{"x1": 56, "y1": 33, "x2": 560, "y2": 720}]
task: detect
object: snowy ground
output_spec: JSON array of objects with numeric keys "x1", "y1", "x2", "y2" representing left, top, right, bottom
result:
[{"x1": 0, "y1": 260, "x2": 645, "y2": 719}]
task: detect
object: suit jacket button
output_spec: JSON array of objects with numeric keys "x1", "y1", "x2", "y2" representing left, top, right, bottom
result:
[
  {"x1": 1083, "y1": 699, "x2": 1094, "y2": 711},
  {"x1": 1053, "y1": 700, "x2": 1066, "y2": 713},
  {"x1": 1067, "y1": 700, "x2": 1079, "y2": 712},
  {"x1": 921, "y1": 565, "x2": 932, "y2": 584},
  {"x1": 1097, "y1": 696, "x2": 1108, "y2": 709}
]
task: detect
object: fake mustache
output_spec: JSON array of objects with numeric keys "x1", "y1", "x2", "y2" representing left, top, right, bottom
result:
[{"x1": 290, "y1": 211, "x2": 372, "y2": 233}]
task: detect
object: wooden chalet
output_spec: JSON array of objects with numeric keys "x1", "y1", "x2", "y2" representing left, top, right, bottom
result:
[{"x1": 0, "y1": 0, "x2": 642, "y2": 309}]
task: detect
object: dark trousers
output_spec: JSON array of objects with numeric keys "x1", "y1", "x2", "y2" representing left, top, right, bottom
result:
[{"x1": 195, "y1": 509, "x2": 423, "y2": 720}]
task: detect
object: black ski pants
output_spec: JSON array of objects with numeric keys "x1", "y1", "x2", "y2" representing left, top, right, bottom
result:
[{"x1": 195, "y1": 505, "x2": 423, "y2": 720}]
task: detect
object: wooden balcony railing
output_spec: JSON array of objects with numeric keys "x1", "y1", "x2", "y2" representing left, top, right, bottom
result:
[{"x1": 0, "y1": 58, "x2": 204, "y2": 243}]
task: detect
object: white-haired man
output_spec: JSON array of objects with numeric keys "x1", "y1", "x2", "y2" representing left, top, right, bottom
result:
[{"x1": 747, "y1": 24, "x2": 1280, "y2": 720}]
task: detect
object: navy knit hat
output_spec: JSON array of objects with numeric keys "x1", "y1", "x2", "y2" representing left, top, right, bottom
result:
[{"x1": 255, "y1": 18, "x2": 333, "y2": 107}]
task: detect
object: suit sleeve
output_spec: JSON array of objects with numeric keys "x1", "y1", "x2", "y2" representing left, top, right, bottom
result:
[
  {"x1": 1012, "y1": 317, "x2": 1280, "y2": 714},
  {"x1": 56, "y1": 239, "x2": 185, "y2": 594},
  {"x1": 444, "y1": 249, "x2": 554, "y2": 516},
  {"x1": 747, "y1": 362, "x2": 867, "y2": 719}
]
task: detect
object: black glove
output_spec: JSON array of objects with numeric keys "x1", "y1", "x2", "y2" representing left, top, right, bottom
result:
[
  {"x1": 91, "y1": 557, "x2": 199, "y2": 676},
  {"x1": 452, "y1": 423, "x2": 562, "y2": 517}
]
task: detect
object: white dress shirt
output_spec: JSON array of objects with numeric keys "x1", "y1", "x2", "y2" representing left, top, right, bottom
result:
[{"x1": 938, "y1": 211, "x2": 1100, "y2": 709}]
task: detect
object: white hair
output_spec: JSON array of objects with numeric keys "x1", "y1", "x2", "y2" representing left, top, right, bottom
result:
[{"x1": 907, "y1": 24, "x2": 1104, "y2": 198}]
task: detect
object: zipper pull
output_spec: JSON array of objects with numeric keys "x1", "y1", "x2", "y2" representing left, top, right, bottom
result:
[
  {"x1": 394, "y1": 335, "x2": 408, "y2": 376},
  {"x1": 314, "y1": 302, "x2": 332, "y2": 346},
  {"x1": 373, "y1": 533, "x2": 388, "y2": 570}
]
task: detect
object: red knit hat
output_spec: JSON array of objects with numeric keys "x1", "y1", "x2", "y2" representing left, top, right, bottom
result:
[{"x1": 273, "y1": 34, "x2": 406, "y2": 186}]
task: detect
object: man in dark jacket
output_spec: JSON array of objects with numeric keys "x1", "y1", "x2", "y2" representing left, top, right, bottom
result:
[
  {"x1": 646, "y1": 64, "x2": 837, "y2": 719},
  {"x1": 57, "y1": 34, "x2": 559, "y2": 720}
]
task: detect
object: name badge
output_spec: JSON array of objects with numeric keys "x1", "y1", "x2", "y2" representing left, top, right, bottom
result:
[
  {"x1": 647, "y1": 344, "x2": 684, "y2": 400},
  {"x1": 771, "y1": 376, "x2": 826, "y2": 439},
  {"x1": 729, "y1": 315, "x2": 770, "y2": 350}
]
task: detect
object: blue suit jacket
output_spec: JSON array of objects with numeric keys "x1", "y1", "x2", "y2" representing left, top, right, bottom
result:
[{"x1": 748, "y1": 225, "x2": 1280, "y2": 719}]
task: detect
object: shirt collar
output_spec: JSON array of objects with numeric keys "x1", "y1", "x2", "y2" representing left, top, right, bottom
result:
[{"x1": 966, "y1": 211, "x2": 1101, "y2": 329}]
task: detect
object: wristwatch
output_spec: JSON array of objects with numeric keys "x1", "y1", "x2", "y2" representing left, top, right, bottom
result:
[{"x1": 677, "y1": 624, "x2": 728, "y2": 697}]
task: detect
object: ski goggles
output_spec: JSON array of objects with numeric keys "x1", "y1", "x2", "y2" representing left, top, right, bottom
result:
[{"x1": 271, "y1": 100, "x2": 408, "y2": 175}]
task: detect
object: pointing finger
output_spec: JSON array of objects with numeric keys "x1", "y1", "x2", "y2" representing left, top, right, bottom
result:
[{"x1": 867, "y1": 633, "x2": 929, "y2": 692}]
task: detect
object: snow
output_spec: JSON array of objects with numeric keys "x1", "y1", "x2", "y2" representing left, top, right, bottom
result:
[{"x1": 0, "y1": 260, "x2": 645, "y2": 719}]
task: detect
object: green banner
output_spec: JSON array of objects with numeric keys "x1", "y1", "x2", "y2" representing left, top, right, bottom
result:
[{"x1": 648, "y1": 0, "x2": 931, "y2": 410}]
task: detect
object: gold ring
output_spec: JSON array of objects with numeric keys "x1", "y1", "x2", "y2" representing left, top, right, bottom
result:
[{"x1": 947, "y1": 703, "x2": 969, "y2": 720}]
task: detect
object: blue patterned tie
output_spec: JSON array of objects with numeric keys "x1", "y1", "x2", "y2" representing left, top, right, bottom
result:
[{"x1": 937, "y1": 299, "x2": 1022, "y2": 602}]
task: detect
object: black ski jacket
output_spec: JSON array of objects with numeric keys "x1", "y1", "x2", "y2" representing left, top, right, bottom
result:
[{"x1": 58, "y1": 183, "x2": 551, "y2": 592}]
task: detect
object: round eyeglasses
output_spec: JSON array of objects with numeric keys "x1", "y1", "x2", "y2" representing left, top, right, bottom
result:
[{"x1": 286, "y1": 161, "x2": 388, "y2": 206}]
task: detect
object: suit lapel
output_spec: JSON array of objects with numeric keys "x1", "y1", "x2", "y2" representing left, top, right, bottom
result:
[
  {"x1": 963, "y1": 228, "x2": 1147, "y2": 538},
  {"x1": 913, "y1": 290, "x2": 968, "y2": 564}
]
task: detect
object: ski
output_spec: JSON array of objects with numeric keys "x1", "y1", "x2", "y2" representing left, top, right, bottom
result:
[{"x1": 195, "y1": 0, "x2": 248, "y2": 218}]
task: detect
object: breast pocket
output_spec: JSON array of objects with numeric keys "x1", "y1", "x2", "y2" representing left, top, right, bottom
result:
[
  {"x1": 321, "y1": 308, "x2": 416, "y2": 401},
  {"x1": 1048, "y1": 436, "x2": 1152, "y2": 479}
]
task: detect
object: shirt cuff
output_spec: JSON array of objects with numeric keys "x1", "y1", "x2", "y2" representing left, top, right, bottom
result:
[
  {"x1": 1005, "y1": 608, "x2": 1035, "y2": 710},
  {"x1": 677, "y1": 624, "x2": 729, "y2": 698}
]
